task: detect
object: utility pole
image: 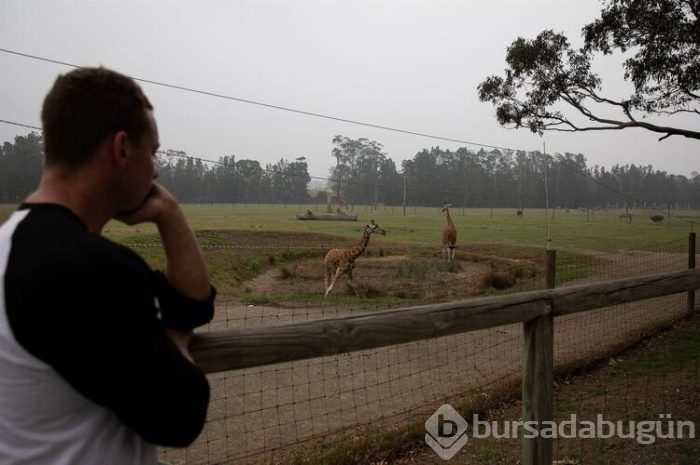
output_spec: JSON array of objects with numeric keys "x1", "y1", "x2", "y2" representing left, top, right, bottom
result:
[
  {"x1": 543, "y1": 142, "x2": 551, "y2": 249},
  {"x1": 403, "y1": 173, "x2": 407, "y2": 217},
  {"x1": 374, "y1": 155, "x2": 379, "y2": 211},
  {"x1": 463, "y1": 156, "x2": 468, "y2": 216},
  {"x1": 335, "y1": 152, "x2": 341, "y2": 200}
]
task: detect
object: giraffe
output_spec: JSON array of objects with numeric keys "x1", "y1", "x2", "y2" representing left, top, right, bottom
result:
[
  {"x1": 441, "y1": 202, "x2": 457, "y2": 263},
  {"x1": 323, "y1": 220, "x2": 386, "y2": 297}
]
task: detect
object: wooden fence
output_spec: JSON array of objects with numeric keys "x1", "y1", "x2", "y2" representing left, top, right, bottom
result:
[{"x1": 190, "y1": 234, "x2": 699, "y2": 465}]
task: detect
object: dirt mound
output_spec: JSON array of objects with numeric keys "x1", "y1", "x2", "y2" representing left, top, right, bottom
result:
[{"x1": 243, "y1": 254, "x2": 501, "y2": 299}]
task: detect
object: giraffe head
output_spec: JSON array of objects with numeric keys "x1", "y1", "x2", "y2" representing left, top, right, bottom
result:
[
  {"x1": 365, "y1": 219, "x2": 386, "y2": 236},
  {"x1": 441, "y1": 202, "x2": 451, "y2": 213}
]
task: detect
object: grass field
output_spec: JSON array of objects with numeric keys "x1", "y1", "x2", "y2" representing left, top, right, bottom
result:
[
  {"x1": 2, "y1": 203, "x2": 696, "y2": 298},
  {"x1": 2, "y1": 203, "x2": 695, "y2": 249}
]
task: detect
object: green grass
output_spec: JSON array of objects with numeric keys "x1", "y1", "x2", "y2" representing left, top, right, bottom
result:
[
  {"x1": 237, "y1": 290, "x2": 418, "y2": 307},
  {"x1": 612, "y1": 322, "x2": 700, "y2": 376},
  {"x1": 2, "y1": 203, "x2": 696, "y2": 252},
  {"x1": 2, "y1": 203, "x2": 695, "y2": 297}
]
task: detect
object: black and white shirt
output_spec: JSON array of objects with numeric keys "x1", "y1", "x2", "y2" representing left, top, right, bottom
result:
[{"x1": 0, "y1": 203, "x2": 215, "y2": 465}]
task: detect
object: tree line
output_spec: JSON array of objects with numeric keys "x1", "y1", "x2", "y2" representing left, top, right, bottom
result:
[
  {"x1": 2, "y1": 132, "x2": 699, "y2": 209},
  {"x1": 329, "y1": 136, "x2": 700, "y2": 210}
]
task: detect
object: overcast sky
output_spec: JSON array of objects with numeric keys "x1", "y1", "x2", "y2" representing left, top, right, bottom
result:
[{"x1": 1, "y1": 0, "x2": 697, "y2": 181}]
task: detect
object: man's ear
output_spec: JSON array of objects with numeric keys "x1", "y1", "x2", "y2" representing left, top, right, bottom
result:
[{"x1": 111, "y1": 131, "x2": 129, "y2": 166}]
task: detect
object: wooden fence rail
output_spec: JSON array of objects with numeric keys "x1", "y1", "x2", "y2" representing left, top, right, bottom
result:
[{"x1": 191, "y1": 269, "x2": 700, "y2": 374}]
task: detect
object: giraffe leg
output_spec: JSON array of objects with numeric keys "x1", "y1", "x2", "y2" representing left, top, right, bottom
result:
[
  {"x1": 324, "y1": 265, "x2": 331, "y2": 292},
  {"x1": 324, "y1": 268, "x2": 345, "y2": 297},
  {"x1": 347, "y1": 264, "x2": 358, "y2": 294},
  {"x1": 324, "y1": 266, "x2": 335, "y2": 297}
]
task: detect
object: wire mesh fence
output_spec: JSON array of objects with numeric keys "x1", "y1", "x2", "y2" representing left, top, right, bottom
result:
[
  {"x1": 553, "y1": 238, "x2": 690, "y2": 370},
  {"x1": 151, "y1": 234, "x2": 696, "y2": 465},
  {"x1": 427, "y1": 316, "x2": 700, "y2": 465}
]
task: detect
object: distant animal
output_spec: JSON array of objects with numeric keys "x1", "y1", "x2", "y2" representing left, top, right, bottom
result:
[
  {"x1": 332, "y1": 195, "x2": 350, "y2": 211},
  {"x1": 618, "y1": 212, "x2": 633, "y2": 224},
  {"x1": 516, "y1": 209, "x2": 523, "y2": 217},
  {"x1": 649, "y1": 214, "x2": 665, "y2": 224},
  {"x1": 441, "y1": 202, "x2": 457, "y2": 263},
  {"x1": 323, "y1": 220, "x2": 386, "y2": 297}
]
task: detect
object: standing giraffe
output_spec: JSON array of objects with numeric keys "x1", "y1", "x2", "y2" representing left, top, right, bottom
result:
[
  {"x1": 324, "y1": 220, "x2": 386, "y2": 297},
  {"x1": 441, "y1": 202, "x2": 457, "y2": 263}
]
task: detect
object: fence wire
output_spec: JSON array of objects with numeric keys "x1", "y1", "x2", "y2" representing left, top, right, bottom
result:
[{"x1": 144, "y1": 235, "x2": 697, "y2": 465}]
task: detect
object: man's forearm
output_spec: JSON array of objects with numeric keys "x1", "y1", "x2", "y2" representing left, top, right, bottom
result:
[{"x1": 156, "y1": 207, "x2": 211, "y2": 301}]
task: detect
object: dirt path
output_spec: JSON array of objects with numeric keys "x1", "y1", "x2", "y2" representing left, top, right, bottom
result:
[
  {"x1": 392, "y1": 316, "x2": 700, "y2": 465},
  {"x1": 160, "y1": 250, "x2": 694, "y2": 465}
]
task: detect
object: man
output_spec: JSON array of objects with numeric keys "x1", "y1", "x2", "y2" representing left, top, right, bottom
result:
[{"x1": 0, "y1": 67, "x2": 215, "y2": 464}]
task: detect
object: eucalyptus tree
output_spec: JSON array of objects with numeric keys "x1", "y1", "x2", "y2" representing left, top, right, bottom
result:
[
  {"x1": 235, "y1": 159, "x2": 263, "y2": 203},
  {"x1": 478, "y1": 0, "x2": 700, "y2": 142},
  {"x1": 329, "y1": 136, "x2": 386, "y2": 205}
]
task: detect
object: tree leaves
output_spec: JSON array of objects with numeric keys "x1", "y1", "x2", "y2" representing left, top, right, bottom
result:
[{"x1": 478, "y1": 0, "x2": 700, "y2": 141}]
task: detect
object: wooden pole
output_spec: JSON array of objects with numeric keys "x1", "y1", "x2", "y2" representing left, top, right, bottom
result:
[
  {"x1": 403, "y1": 173, "x2": 407, "y2": 217},
  {"x1": 689, "y1": 232, "x2": 696, "y2": 317},
  {"x1": 522, "y1": 249, "x2": 555, "y2": 465}
]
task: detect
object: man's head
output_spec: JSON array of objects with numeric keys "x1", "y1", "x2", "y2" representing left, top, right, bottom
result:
[{"x1": 41, "y1": 67, "x2": 154, "y2": 169}]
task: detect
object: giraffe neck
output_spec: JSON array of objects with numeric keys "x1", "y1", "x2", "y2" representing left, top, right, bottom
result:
[
  {"x1": 445, "y1": 209, "x2": 454, "y2": 227},
  {"x1": 347, "y1": 231, "x2": 371, "y2": 261}
]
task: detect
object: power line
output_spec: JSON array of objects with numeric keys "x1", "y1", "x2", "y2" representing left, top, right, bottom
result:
[
  {"x1": 0, "y1": 119, "x2": 41, "y2": 131},
  {"x1": 0, "y1": 47, "x2": 524, "y2": 152}
]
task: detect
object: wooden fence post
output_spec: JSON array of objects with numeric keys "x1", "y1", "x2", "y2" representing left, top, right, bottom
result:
[
  {"x1": 689, "y1": 232, "x2": 696, "y2": 317},
  {"x1": 522, "y1": 249, "x2": 555, "y2": 465}
]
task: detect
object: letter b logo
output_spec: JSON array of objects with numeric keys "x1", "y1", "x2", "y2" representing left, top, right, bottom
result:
[
  {"x1": 425, "y1": 404, "x2": 468, "y2": 460},
  {"x1": 438, "y1": 414, "x2": 458, "y2": 438}
]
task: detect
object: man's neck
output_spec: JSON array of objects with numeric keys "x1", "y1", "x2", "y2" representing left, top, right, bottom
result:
[{"x1": 26, "y1": 166, "x2": 115, "y2": 233}]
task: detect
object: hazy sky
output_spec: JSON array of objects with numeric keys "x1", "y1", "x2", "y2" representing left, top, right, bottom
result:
[{"x1": 1, "y1": 0, "x2": 697, "y2": 180}]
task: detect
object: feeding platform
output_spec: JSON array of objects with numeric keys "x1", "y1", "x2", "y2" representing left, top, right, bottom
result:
[{"x1": 296, "y1": 209, "x2": 358, "y2": 221}]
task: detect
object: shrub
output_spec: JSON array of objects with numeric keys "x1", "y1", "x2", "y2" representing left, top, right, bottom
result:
[
  {"x1": 278, "y1": 265, "x2": 297, "y2": 280},
  {"x1": 347, "y1": 282, "x2": 381, "y2": 298},
  {"x1": 481, "y1": 270, "x2": 516, "y2": 290}
]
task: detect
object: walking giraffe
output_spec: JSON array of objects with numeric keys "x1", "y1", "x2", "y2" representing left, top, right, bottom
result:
[
  {"x1": 323, "y1": 220, "x2": 386, "y2": 297},
  {"x1": 441, "y1": 202, "x2": 457, "y2": 263}
]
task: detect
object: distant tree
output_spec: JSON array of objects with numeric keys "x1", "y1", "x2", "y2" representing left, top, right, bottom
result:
[
  {"x1": 285, "y1": 157, "x2": 312, "y2": 202},
  {"x1": 263, "y1": 157, "x2": 311, "y2": 203},
  {"x1": 235, "y1": 159, "x2": 263, "y2": 203},
  {"x1": 0, "y1": 132, "x2": 43, "y2": 202},
  {"x1": 401, "y1": 148, "x2": 443, "y2": 206},
  {"x1": 478, "y1": 0, "x2": 700, "y2": 142},
  {"x1": 552, "y1": 153, "x2": 591, "y2": 208},
  {"x1": 377, "y1": 157, "x2": 402, "y2": 206},
  {"x1": 329, "y1": 136, "x2": 386, "y2": 205}
]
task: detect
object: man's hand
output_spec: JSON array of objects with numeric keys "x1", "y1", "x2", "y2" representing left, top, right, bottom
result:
[{"x1": 115, "y1": 183, "x2": 179, "y2": 226}]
